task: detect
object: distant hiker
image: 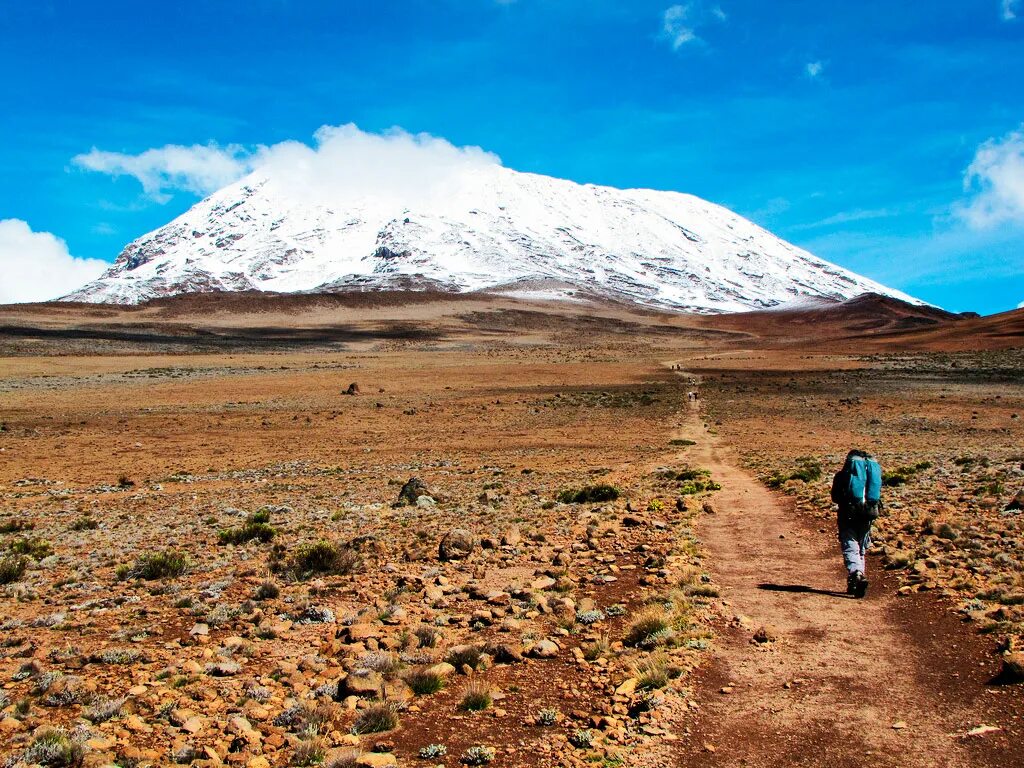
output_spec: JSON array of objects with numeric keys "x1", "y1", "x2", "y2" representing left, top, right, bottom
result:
[{"x1": 830, "y1": 449, "x2": 882, "y2": 598}]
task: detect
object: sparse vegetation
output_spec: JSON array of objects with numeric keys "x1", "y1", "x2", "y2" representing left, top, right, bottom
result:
[
  {"x1": 557, "y1": 484, "x2": 620, "y2": 504},
  {"x1": 0, "y1": 554, "x2": 28, "y2": 584},
  {"x1": 22, "y1": 728, "x2": 84, "y2": 767},
  {"x1": 624, "y1": 606, "x2": 673, "y2": 648},
  {"x1": 460, "y1": 745, "x2": 496, "y2": 765},
  {"x1": 218, "y1": 520, "x2": 277, "y2": 545},
  {"x1": 272, "y1": 539, "x2": 361, "y2": 580},
  {"x1": 122, "y1": 549, "x2": 188, "y2": 580},
  {"x1": 352, "y1": 702, "x2": 400, "y2": 734},
  {"x1": 405, "y1": 666, "x2": 446, "y2": 695},
  {"x1": 459, "y1": 680, "x2": 493, "y2": 711}
]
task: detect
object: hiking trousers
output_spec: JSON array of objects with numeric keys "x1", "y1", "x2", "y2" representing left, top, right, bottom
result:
[{"x1": 838, "y1": 519, "x2": 872, "y2": 575}]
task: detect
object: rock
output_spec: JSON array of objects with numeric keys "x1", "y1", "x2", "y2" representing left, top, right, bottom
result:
[
  {"x1": 415, "y1": 495, "x2": 436, "y2": 508},
  {"x1": 1005, "y1": 489, "x2": 1024, "y2": 512},
  {"x1": 529, "y1": 639, "x2": 560, "y2": 658},
  {"x1": 501, "y1": 527, "x2": 521, "y2": 546},
  {"x1": 397, "y1": 477, "x2": 429, "y2": 505},
  {"x1": 486, "y1": 642, "x2": 524, "y2": 663},
  {"x1": 344, "y1": 382, "x2": 360, "y2": 395},
  {"x1": 752, "y1": 625, "x2": 778, "y2": 644},
  {"x1": 205, "y1": 660, "x2": 242, "y2": 676},
  {"x1": 338, "y1": 670, "x2": 383, "y2": 698},
  {"x1": 622, "y1": 515, "x2": 643, "y2": 527},
  {"x1": 1000, "y1": 653, "x2": 1024, "y2": 683},
  {"x1": 425, "y1": 662, "x2": 455, "y2": 678},
  {"x1": 439, "y1": 528, "x2": 477, "y2": 561},
  {"x1": 247, "y1": 758, "x2": 271, "y2": 768},
  {"x1": 355, "y1": 754, "x2": 397, "y2": 768},
  {"x1": 190, "y1": 623, "x2": 210, "y2": 636}
]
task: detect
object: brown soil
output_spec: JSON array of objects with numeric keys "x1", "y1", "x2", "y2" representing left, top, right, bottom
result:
[{"x1": 0, "y1": 292, "x2": 1021, "y2": 767}]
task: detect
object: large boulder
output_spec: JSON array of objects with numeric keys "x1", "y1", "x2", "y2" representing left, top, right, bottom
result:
[{"x1": 439, "y1": 529, "x2": 477, "y2": 561}]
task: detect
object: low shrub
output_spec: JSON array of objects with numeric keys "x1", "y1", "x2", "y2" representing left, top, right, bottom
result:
[
  {"x1": 351, "y1": 702, "x2": 400, "y2": 734},
  {"x1": 69, "y1": 516, "x2": 98, "y2": 531},
  {"x1": 218, "y1": 522, "x2": 277, "y2": 545},
  {"x1": 556, "y1": 484, "x2": 620, "y2": 504},
  {"x1": 124, "y1": 550, "x2": 188, "y2": 580},
  {"x1": 7, "y1": 536, "x2": 53, "y2": 560},
  {"x1": 22, "y1": 728, "x2": 83, "y2": 767},
  {"x1": 419, "y1": 744, "x2": 447, "y2": 759},
  {"x1": 634, "y1": 653, "x2": 670, "y2": 690},
  {"x1": 446, "y1": 645, "x2": 484, "y2": 671},
  {"x1": 405, "y1": 667, "x2": 446, "y2": 695},
  {"x1": 624, "y1": 607, "x2": 673, "y2": 648},
  {"x1": 272, "y1": 540, "x2": 361, "y2": 580},
  {"x1": 459, "y1": 681, "x2": 492, "y2": 711},
  {"x1": 461, "y1": 746, "x2": 495, "y2": 765},
  {"x1": 0, "y1": 555, "x2": 28, "y2": 584}
]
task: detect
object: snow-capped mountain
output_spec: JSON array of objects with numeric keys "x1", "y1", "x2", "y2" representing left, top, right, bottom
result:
[{"x1": 63, "y1": 165, "x2": 917, "y2": 311}]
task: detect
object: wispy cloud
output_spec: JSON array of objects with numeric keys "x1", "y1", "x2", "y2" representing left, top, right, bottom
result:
[
  {"x1": 661, "y1": 2, "x2": 726, "y2": 51},
  {"x1": 1002, "y1": 0, "x2": 1019, "y2": 21},
  {"x1": 0, "y1": 219, "x2": 108, "y2": 303},
  {"x1": 73, "y1": 143, "x2": 252, "y2": 203},
  {"x1": 789, "y1": 207, "x2": 897, "y2": 231},
  {"x1": 957, "y1": 124, "x2": 1024, "y2": 228},
  {"x1": 73, "y1": 124, "x2": 502, "y2": 208},
  {"x1": 805, "y1": 60, "x2": 824, "y2": 79}
]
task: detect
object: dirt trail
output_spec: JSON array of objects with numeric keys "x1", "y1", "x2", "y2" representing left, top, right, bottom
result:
[{"x1": 669, "y1": 375, "x2": 1020, "y2": 768}]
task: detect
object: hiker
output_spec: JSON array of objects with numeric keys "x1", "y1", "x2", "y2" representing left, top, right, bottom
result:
[{"x1": 830, "y1": 449, "x2": 882, "y2": 598}]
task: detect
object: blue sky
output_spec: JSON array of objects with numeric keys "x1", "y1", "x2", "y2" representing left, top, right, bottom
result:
[{"x1": 1, "y1": 0, "x2": 1022, "y2": 312}]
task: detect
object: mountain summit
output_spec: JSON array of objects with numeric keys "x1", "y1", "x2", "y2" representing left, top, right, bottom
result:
[{"x1": 63, "y1": 164, "x2": 916, "y2": 311}]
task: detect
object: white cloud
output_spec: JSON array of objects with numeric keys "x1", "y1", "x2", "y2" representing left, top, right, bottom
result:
[
  {"x1": 1018, "y1": 299, "x2": 1024, "y2": 309},
  {"x1": 805, "y1": 60, "x2": 824, "y2": 79},
  {"x1": 957, "y1": 124, "x2": 1024, "y2": 228},
  {"x1": 73, "y1": 143, "x2": 254, "y2": 203},
  {"x1": 0, "y1": 219, "x2": 108, "y2": 304},
  {"x1": 1002, "y1": 0, "x2": 1019, "y2": 21},
  {"x1": 72, "y1": 124, "x2": 502, "y2": 211},
  {"x1": 661, "y1": 2, "x2": 725, "y2": 50}
]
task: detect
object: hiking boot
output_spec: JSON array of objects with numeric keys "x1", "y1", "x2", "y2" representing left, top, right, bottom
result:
[
  {"x1": 854, "y1": 571, "x2": 869, "y2": 599},
  {"x1": 847, "y1": 572, "x2": 859, "y2": 595}
]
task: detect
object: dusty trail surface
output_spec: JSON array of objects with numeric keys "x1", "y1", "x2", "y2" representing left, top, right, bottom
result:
[{"x1": 671, "y1": 374, "x2": 1020, "y2": 768}]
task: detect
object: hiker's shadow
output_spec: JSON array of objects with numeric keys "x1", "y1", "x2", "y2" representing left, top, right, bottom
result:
[{"x1": 758, "y1": 582, "x2": 854, "y2": 599}]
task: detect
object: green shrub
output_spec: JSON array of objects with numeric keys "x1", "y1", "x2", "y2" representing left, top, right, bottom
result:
[
  {"x1": 69, "y1": 516, "x2": 98, "y2": 531},
  {"x1": 273, "y1": 540, "x2": 361, "y2": 580},
  {"x1": 351, "y1": 702, "x2": 399, "y2": 734},
  {"x1": 459, "y1": 681, "x2": 492, "y2": 711},
  {"x1": 634, "y1": 653, "x2": 670, "y2": 690},
  {"x1": 446, "y1": 645, "x2": 484, "y2": 671},
  {"x1": 668, "y1": 439, "x2": 696, "y2": 446},
  {"x1": 7, "y1": 536, "x2": 53, "y2": 560},
  {"x1": 249, "y1": 509, "x2": 272, "y2": 524},
  {"x1": 126, "y1": 550, "x2": 188, "y2": 580},
  {"x1": 404, "y1": 667, "x2": 446, "y2": 695},
  {"x1": 0, "y1": 518, "x2": 33, "y2": 534},
  {"x1": 557, "y1": 484, "x2": 620, "y2": 504},
  {"x1": 22, "y1": 728, "x2": 83, "y2": 767},
  {"x1": 218, "y1": 522, "x2": 277, "y2": 545},
  {"x1": 0, "y1": 555, "x2": 28, "y2": 584},
  {"x1": 461, "y1": 746, "x2": 495, "y2": 765},
  {"x1": 624, "y1": 607, "x2": 672, "y2": 648}
]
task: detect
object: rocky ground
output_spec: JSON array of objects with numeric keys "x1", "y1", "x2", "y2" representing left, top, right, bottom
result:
[
  {"x1": 0, "y1": 344, "x2": 722, "y2": 768},
  {"x1": 0, "y1": 296, "x2": 1021, "y2": 767}
]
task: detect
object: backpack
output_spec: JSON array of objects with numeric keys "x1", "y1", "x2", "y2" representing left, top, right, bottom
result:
[{"x1": 841, "y1": 451, "x2": 882, "y2": 520}]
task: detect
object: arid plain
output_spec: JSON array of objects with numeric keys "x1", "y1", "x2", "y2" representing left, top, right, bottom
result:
[{"x1": 1, "y1": 293, "x2": 1022, "y2": 768}]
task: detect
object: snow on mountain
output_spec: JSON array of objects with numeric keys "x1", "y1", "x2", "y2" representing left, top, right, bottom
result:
[{"x1": 63, "y1": 164, "x2": 917, "y2": 312}]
